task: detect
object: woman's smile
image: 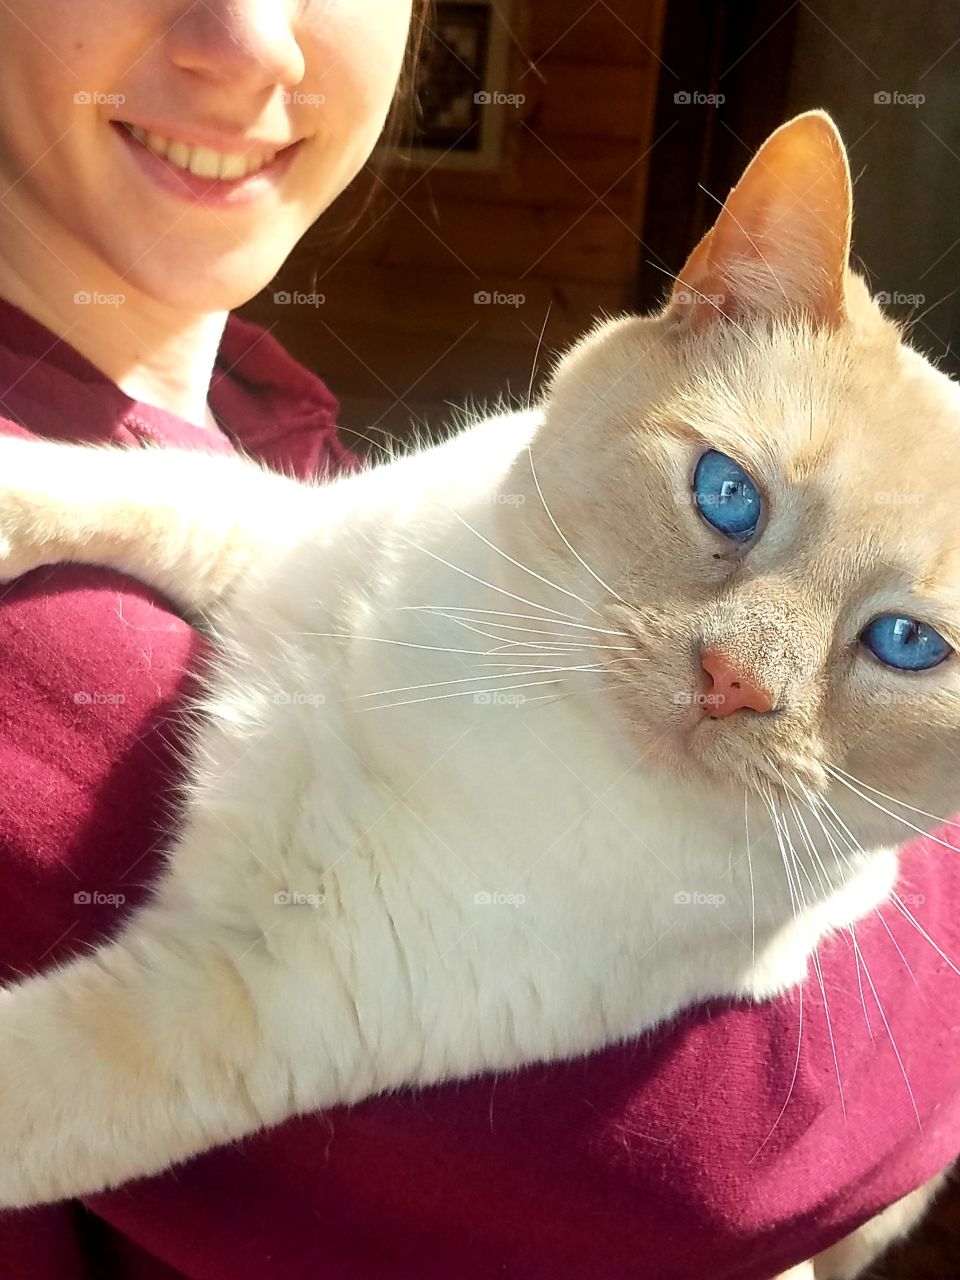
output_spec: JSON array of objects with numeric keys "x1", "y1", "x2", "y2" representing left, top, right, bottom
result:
[{"x1": 111, "y1": 119, "x2": 306, "y2": 206}]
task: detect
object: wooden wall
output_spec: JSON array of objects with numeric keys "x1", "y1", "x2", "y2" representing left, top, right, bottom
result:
[{"x1": 240, "y1": 0, "x2": 667, "y2": 450}]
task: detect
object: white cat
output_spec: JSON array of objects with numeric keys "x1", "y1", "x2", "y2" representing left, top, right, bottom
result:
[{"x1": 0, "y1": 111, "x2": 954, "y2": 1276}]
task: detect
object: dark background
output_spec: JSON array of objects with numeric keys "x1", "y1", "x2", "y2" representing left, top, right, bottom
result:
[
  {"x1": 241, "y1": 0, "x2": 960, "y2": 455},
  {"x1": 241, "y1": 5, "x2": 960, "y2": 1270}
]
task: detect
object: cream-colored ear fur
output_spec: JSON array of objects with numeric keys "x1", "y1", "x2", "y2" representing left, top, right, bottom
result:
[{"x1": 670, "y1": 110, "x2": 852, "y2": 329}]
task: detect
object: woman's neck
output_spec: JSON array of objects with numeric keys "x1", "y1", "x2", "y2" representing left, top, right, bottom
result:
[{"x1": 0, "y1": 238, "x2": 227, "y2": 431}]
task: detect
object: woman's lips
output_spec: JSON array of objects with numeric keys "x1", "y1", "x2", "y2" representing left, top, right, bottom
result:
[{"x1": 112, "y1": 121, "x2": 303, "y2": 207}]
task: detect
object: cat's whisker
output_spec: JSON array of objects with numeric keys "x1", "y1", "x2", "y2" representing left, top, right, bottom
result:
[
  {"x1": 826, "y1": 777, "x2": 960, "y2": 983},
  {"x1": 352, "y1": 676, "x2": 570, "y2": 713},
  {"x1": 696, "y1": 181, "x2": 791, "y2": 308},
  {"x1": 438, "y1": 618, "x2": 622, "y2": 656},
  {"x1": 526, "y1": 444, "x2": 636, "y2": 612},
  {"x1": 779, "y1": 775, "x2": 846, "y2": 1120},
  {"x1": 348, "y1": 663, "x2": 608, "y2": 702},
  {"x1": 807, "y1": 786, "x2": 943, "y2": 1118},
  {"x1": 476, "y1": 654, "x2": 587, "y2": 665},
  {"x1": 825, "y1": 766, "x2": 960, "y2": 854},
  {"x1": 392, "y1": 530, "x2": 586, "y2": 622},
  {"x1": 876, "y1": 906, "x2": 922, "y2": 992},
  {"x1": 785, "y1": 788, "x2": 896, "y2": 1070},
  {"x1": 902, "y1": 282, "x2": 960, "y2": 336},
  {"x1": 847, "y1": 922, "x2": 922, "y2": 1132},
  {"x1": 396, "y1": 606, "x2": 631, "y2": 639},
  {"x1": 293, "y1": 632, "x2": 571, "y2": 658},
  {"x1": 798, "y1": 785, "x2": 923, "y2": 992},
  {"x1": 789, "y1": 789, "x2": 882, "y2": 1023},
  {"x1": 783, "y1": 776, "x2": 853, "y2": 894},
  {"x1": 829, "y1": 764, "x2": 957, "y2": 831},
  {"x1": 763, "y1": 785, "x2": 799, "y2": 920},
  {"x1": 885, "y1": 892, "x2": 960, "y2": 980},
  {"x1": 477, "y1": 648, "x2": 607, "y2": 663},
  {"x1": 808, "y1": 797, "x2": 895, "y2": 1035},
  {"x1": 440, "y1": 614, "x2": 587, "y2": 650},
  {"x1": 525, "y1": 303, "x2": 552, "y2": 409},
  {"x1": 752, "y1": 787, "x2": 804, "y2": 1159},
  {"x1": 743, "y1": 791, "x2": 756, "y2": 966},
  {"x1": 791, "y1": 789, "x2": 879, "y2": 1017},
  {"x1": 777, "y1": 774, "x2": 824, "y2": 887},
  {"x1": 448, "y1": 509, "x2": 608, "y2": 621},
  {"x1": 645, "y1": 259, "x2": 762, "y2": 352},
  {"x1": 423, "y1": 611, "x2": 636, "y2": 649},
  {"x1": 848, "y1": 926, "x2": 876, "y2": 1040}
]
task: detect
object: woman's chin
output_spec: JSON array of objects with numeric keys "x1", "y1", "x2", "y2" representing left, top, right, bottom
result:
[{"x1": 112, "y1": 250, "x2": 286, "y2": 316}]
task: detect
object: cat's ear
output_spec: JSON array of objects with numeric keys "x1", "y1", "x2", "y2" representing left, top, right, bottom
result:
[{"x1": 669, "y1": 111, "x2": 852, "y2": 330}]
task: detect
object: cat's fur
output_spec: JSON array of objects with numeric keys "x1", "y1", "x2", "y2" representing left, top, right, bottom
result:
[{"x1": 0, "y1": 112, "x2": 954, "y2": 1276}]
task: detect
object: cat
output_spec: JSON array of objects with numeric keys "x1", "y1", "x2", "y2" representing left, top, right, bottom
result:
[{"x1": 0, "y1": 110, "x2": 955, "y2": 1276}]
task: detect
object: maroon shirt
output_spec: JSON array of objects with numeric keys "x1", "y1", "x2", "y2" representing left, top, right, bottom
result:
[{"x1": 0, "y1": 294, "x2": 957, "y2": 1280}]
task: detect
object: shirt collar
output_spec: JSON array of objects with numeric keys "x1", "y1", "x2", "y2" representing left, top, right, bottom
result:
[{"x1": 0, "y1": 294, "x2": 354, "y2": 479}]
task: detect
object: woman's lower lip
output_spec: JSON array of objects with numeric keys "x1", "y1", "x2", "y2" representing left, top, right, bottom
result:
[{"x1": 113, "y1": 123, "x2": 302, "y2": 207}]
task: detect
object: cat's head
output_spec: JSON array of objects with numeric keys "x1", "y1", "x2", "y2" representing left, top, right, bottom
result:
[{"x1": 528, "y1": 111, "x2": 960, "y2": 846}]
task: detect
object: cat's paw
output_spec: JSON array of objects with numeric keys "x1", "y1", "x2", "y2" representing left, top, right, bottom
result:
[
  {"x1": 0, "y1": 992, "x2": 64, "y2": 1208},
  {"x1": 0, "y1": 437, "x2": 69, "y2": 584},
  {"x1": 0, "y1": 528, "x2": 49, "y2": 585},
  {"x1": 0, "y1": 982, "x2": 126, "y2": 1208}
]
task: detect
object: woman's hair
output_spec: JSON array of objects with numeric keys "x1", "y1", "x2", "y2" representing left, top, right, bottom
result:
[
  {"x1": 295, "y1": 2, "x2": 433, "y2": 268},
  {"x1": 381, "y1": 0, "x2": 433, "y2": 154}
]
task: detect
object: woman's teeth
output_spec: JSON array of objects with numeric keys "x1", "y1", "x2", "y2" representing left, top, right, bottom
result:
[{"x1": 123, "y1": 124, "x2": 279, "y2": 179}]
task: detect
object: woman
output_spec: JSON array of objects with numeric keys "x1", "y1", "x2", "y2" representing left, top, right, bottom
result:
[{"x1": 0, "y1": 4, "x2": 956, "y2": 1278}]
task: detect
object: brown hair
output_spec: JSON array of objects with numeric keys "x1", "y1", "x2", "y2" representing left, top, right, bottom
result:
[
  {"x1": 297, "y1": 3, "x2": 432, "y2": 268},
  {"x1": 380, "y1": 0, "x2": 433, "y2": 155}
]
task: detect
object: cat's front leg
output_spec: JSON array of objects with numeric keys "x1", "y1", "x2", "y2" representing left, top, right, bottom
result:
[
  {"x1": 0, "y1": 905, "x2": 333, "y2": 1207},
  {"x1": 0, "y1": 436, "x2": 316, "y2": 618}
]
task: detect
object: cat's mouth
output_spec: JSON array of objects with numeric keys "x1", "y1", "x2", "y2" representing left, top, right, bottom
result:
[{"x1": 681, "y1": 710, "x2": 826, "y2": 798}]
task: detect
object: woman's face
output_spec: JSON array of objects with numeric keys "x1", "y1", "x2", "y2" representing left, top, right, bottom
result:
[{"x1": 0, "y1": 0, "x2": 412, "y2": 310}]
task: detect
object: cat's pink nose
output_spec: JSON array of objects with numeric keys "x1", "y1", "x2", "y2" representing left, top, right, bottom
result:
[{"x1": 700, "y1": 649, "x2": 775, "y2": 718}]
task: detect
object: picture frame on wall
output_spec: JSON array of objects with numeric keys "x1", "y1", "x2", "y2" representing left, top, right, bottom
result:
[{"x1": 394, "y1": 0, "x2": 518, "y2": 170}]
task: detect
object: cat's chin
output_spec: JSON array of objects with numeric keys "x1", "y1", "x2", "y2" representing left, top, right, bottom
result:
[{"x1": 668, "y1": 714, "x2": 823, "y2": 797}]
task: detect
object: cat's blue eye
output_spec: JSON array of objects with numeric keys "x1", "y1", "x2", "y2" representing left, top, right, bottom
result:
[
  {"x1": 861, "y1": 615, "x2": 952, "y2": 672},
  {"x1": 692, "y1": 449, "x2": 762, "y2": 542}
]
